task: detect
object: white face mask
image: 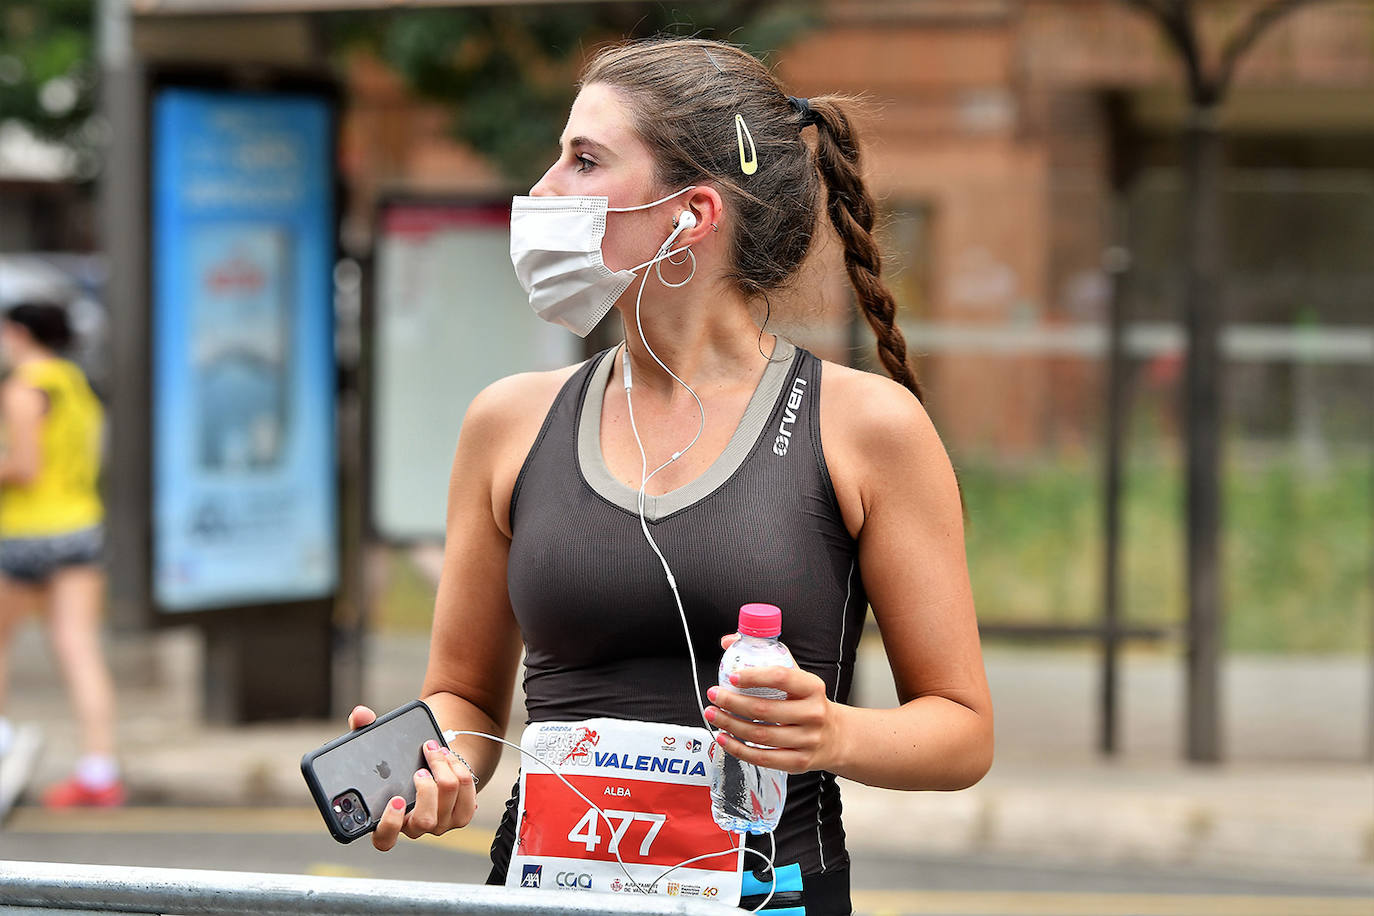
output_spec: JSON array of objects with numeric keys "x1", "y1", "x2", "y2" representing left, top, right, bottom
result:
[{"x1": 509, "y1": 186, "x2": 695, "y2": 337}]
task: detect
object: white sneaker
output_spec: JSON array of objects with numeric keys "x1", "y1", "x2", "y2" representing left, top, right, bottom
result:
[{"x1": 0, "y1": 722, "x2": 43, "y2": 823}]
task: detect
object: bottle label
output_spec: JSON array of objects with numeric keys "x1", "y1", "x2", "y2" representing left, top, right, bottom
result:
[
  {"x1": 508, "y1": 718, "x2": 744, "y2": 903},
  {"x1": 732, "y1": 686, "x2": 787, "y2": 702}
]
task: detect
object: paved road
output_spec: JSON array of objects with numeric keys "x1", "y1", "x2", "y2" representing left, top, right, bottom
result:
[{"x1": 2, "y1": 806, "x2": 1370, "y2": 915}]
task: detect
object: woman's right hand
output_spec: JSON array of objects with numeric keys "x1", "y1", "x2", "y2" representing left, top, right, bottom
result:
[{"x1": 347, "y1": 705, "x2": 479, "y2": 852}]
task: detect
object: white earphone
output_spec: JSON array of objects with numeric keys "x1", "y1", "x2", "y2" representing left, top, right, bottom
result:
[{"x1": 658, "y1": 210, "x2": 698, "y2": 258}]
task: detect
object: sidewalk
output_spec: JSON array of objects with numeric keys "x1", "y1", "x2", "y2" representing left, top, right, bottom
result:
[{"x1": 6, "y1": 623, "x2": 1373, "y2": 882}]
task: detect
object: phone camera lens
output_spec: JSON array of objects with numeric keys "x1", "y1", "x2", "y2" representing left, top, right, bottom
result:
[
  {"x1": 353, "y1": 810, "x2": 368, "y2": 827},
  {"x1": 339, "y1": 797, "x2": 353, "y2": 813}
]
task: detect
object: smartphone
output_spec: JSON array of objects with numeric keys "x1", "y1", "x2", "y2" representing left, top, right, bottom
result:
[{"x1": 300, "y1": 700, "x2": 444, "y2": 844}]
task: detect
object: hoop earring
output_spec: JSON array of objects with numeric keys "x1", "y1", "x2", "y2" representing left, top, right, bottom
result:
[{"x1": 656, "y1": 249, "x2": 697, "y2": 288}]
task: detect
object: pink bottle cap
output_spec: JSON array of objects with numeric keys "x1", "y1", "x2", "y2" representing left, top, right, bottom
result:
[{"x1": 738, "y1": 603, "x2": 782, "y2": 638}]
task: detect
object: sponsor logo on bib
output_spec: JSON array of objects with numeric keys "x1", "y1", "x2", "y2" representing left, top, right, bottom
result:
[{"x1": 556, "y1": 871, "x2": 593, "y2": 889}]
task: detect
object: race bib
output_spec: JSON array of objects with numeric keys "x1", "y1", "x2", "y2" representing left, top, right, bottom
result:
[{"x1": 506, "y1": 718, "x2": 744, "y2": 904}]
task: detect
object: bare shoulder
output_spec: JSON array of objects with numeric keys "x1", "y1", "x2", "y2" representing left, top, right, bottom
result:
[
  {"x1": 817, "y1": 359, "x2": 955, "y2": 533},
  {"x1": 818, "y1": 360, "x2": 939, "y2": 455},
  {"x1": 456, "y1": 361, "x2": 587, "y2": 535},
  {"x1": 463, "y1": 363, "x2": 582, "y2": 434},
  {"x1": 457, "y1": 361, "x2": 587, "y2": 468}
]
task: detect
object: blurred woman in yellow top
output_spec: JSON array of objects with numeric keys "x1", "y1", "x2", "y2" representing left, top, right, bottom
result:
[{"x1": 0, "y1": 302, "x2": 123, "y2": 807}]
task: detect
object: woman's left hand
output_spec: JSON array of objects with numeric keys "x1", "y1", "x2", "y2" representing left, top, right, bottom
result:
[{"x1": 703, "y1": 664, "x2": 844, "y2": 776}]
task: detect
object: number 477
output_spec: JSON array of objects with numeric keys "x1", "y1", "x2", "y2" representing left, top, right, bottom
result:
[{"x1": 568, "y1": 808, "x2": 666, "y2": 857}]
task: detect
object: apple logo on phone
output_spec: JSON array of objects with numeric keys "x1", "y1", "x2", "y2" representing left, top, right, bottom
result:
[{"x1": 374, "y1": 761, "x2": 391, "y2": 779}]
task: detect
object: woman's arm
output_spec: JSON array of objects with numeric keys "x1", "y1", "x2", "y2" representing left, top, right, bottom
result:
[
  {"x1": 363, "y1": 367, "x2": 574, "y2": 850},
  {"x1": 417, "y1": 374, "x2": 531, "y2": 786},
  {"x1": 0, "y1": 381, "x2": 45, "y2": 485},
  {"x1": 706, "y1": 366, "x2": 992, "y2": 791}
]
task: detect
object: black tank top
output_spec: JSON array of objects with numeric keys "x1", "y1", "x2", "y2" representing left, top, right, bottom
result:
[{"x1": 491, "y1": 340, "x2": 868, "y2": 886}]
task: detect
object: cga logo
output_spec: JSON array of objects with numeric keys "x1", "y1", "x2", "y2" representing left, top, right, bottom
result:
[
  {"x1": 686, "y1": 738, "x2": 702, "y2": 753},
  {"x1": 520, "y1": 865, "x2": 542, "y2": 888},
  {"x1": 556, "y1": 872, "x2": 592, "y2": 889}
]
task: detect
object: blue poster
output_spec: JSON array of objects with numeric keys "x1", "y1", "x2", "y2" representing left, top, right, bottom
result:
[{"x1": 152, "y1": 88, "x2": 337, "y2": 612}]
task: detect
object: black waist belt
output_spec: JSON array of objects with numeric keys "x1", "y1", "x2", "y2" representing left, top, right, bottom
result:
[{"x1": 740, "y1": 863, "x2": 851, "y2": 915}]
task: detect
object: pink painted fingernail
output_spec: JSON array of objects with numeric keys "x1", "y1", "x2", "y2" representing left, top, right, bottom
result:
[
  {"x1": 704, "y1": 707, "x2": 717, "y2": 722},
  {"x1": 425, "y1": 740, "x2": 440, "y2": 751},
  {"x1": 715, "y1": 733, "x2": 728, "y2": 745},
  {"x1": 728, "y1": 673, "x2": 740, "y2": 686},
  {"x1": 391, "y1": 797, "x2": 405, "y2": 810},
  {"x1": 417, "y1": 768, "x2": 431, "y2": 779},
  {"x1": 706, "y1": 687, "x2": 719, "y2": 702}
]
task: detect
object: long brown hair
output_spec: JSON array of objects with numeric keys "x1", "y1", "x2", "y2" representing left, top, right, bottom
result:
[{"x1": 582, "y1": 38, "x2": 924, "y2": 403}]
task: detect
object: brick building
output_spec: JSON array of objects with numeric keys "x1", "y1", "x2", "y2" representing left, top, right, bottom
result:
[{"x1": 130, "y1": 0, "x2": 1374, "y2": 454}]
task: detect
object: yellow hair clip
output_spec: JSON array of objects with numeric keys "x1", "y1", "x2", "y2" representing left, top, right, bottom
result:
[{"x1": 735, "y1": 113, "x2": 757, "y2": 176}]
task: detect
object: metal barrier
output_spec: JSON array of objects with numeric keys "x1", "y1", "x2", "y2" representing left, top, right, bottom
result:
[{"x1": 0, "y1": 860, "x2": 731, "y2": 915}]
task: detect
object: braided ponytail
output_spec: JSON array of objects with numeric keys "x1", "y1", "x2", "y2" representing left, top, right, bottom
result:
[{"x1": 805, "y1": 98, "x2": 925, "y2": 404}]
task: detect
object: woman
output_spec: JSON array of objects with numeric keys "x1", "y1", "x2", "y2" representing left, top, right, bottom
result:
[
  {"x1": 0, "y1": 301, "x2": 121, "y2": 808},
  {"x1": 350, "y1": 38, "x2": 991, "y2": 913}
]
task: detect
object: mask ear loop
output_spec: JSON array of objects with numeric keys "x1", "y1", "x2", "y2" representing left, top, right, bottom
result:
[{"x1": 607, "y1": 185, "x2": 698, "y2": 213}]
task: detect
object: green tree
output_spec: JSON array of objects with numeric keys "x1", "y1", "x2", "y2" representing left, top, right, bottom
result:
[
  {"x1": 0, "y1": 1, "x2": 99, "y2": 176},
  {"x1": 329, "y1": 1, "x2": 818, "y2": 183}
]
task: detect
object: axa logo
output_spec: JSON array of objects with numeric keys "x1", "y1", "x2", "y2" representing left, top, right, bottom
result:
[
  {"x1": 772, "y1": 377, "x2": 808, "y2": 456},
  {"x1": 520, "y1": 864, "x2": 542, "y2": 888}
]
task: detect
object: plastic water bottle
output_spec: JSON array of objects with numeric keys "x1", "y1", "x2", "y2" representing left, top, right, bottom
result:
[{"x1": 710, "y1": 603, "x2": 796, "y2": 834}]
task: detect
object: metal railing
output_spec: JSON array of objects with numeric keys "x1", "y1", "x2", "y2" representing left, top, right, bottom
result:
[{"x1": 0, "y1": 861, "x2": 731, "y2": 915}]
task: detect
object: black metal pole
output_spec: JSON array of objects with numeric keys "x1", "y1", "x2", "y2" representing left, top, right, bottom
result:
[
  {"x1": 1182, "y1": 104, "x2": 1225, "y2": 763},
  {"x1": 1100, "y1": 240, "x2": 1132, "y2": 756}
]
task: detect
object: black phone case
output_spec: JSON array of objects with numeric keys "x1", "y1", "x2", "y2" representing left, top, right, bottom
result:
[{"x1": 300, "y1": 699, "x2": 444, "y2": 844}]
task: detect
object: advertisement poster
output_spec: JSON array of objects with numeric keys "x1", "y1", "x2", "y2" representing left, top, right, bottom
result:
[
  {"x1": 151, "y1": 88, "x2": 337, "y2": 612},
  {"x1": 371, "y1": 202, "x2": 577, "y2": 542}
]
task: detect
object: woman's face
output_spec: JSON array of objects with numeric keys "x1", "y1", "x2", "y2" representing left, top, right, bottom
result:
[{"x1": 530, "y1": 82, "x2": 677, "y2": 273}]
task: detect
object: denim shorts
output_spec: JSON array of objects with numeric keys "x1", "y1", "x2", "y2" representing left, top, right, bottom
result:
[{"x1": 0, "y1": 525, "x2": 104, "y2": 585}]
